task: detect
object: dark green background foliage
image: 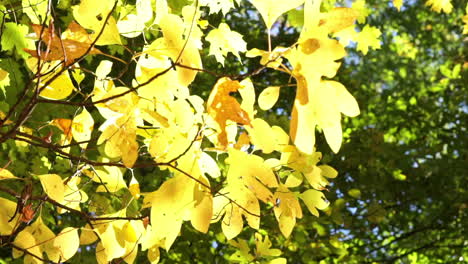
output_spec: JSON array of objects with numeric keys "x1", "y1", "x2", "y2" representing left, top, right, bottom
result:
[{"x1": 0, "y1": 0, "x2": 467, "y2": 263}]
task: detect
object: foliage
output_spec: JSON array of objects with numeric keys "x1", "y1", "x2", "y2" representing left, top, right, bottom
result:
[{"x1": 0, "y1": 0, "x2": 466, "y2": 264}]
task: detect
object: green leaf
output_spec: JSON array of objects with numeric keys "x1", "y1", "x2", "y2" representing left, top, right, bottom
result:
[
  {"x1": 1, "y1": 23, "x2": 35, "y2": 59},
  {"x1": 348, "y1": 188, "x2": 361, "y2": 199},
  {"x1": 287, "y1": 8, "x2": 304, "y2": 28}
]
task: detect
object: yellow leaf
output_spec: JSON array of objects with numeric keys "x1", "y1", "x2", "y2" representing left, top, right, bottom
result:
[
  {"x1": 149, "y1": 125, "x2": 198, "y2": 163},
  {"x1": 234, "y1": 132, "x2": 250, "y2": 150},
  {"x1": 90, "y1": 166, "x2": 127, "y2": 193},
  {"x1": 148, "y1": 245, "x2": 160, "y2": 263},
  {"x1": 26, "y1": 58, "x2": 75, "y2": 100},
  {"x1": 227, "y1": 148, "x2": 278, "y2": 201},
  {"x1": 72, "y1": 0, "x2": 122, "y2": 45},
  {"x1": 255, "y1": 233, "x2": 281, "y2": 257},
  {"x1": 80, "y1": 224, "x2": 98, "y2": 245},
  {"x1": 334, "y1": 26, "x2": 358, "y2": 47},
  {"x1": 304, "y1": 0, "x2": 322, "y2": 29},
  {"x1": 249, "y1": 0, "x2": 305, "y2": 29},
  {"x1": 355, "y1": 25, "x2": 382, "y2": 55},
  {"x1": 348, "y1": 188, "x2": 362, "y2": 199},
  {"x1": 268, "y1": 258, "x2": 287, "y2": 264},
  {"x1": 290, "y1": 79, "x2": 359, "y2": 154},
  {"x1": 319, "y1": 165, "x2": 338, "y2": 178},
  {"x1": 300, "y1": 189, "x2": 329, "y2": 217},
  {"x1": 212, "y1": 186, "x2": 259, "y2": 240},
  {"x1": 129, "y1": 174, "x2": 141, "y2": 199},
  {"x1": 319, "y1": 7, "x2": 359, "y2": 33},
  {"x1": 93, "y1": 215, "x2": 128, "y2": 261},
  {"x1": 198, "y1": 152, "x2": 221, "y2": 178},
  {"x1": 246, "y1": 118, "x2": 276, "y2": 154},
  {"x1": 137, "y1": 0, "x2": 153, "y2": 22},
  {"x1": 238, "y1": 78, "x2": 256, "y2": 120},
  {"x1": 22, "y1": 0, "x2": 48, "y2": 24},
  {"x1": 39, "y1": 174, "x2": 65, "y2": 203},
  {"x1": 53, "y1": 227, "x2": 79, "y2": 261},
  {"x1": 425, "y1": 0, "x2": 453, "y2": 13},
  {"x1": 351, "y1": 0, "x2": 370, "y2": 24},
  {"x1": 58, "y1": 177, "x2": 88, "y2": 214},
  {"x1": 272, "y1": 126, "x2": 290, "y2": 150},
  {"x1": 71, "y1": 108, "x2": 94, "y2": 149},
  {"x1": 135, "y1": 46, "x2": 188, "y2": 102},
  {"x1": 121, "y1": 221, "x2": 138, "y2": 242},
  {"x1": 245, "y1": 46, "x2": 289, "y2": 69},
  {"x1": 144, "y1": 175, "x2": 193, "y2": 250},
  {"x1": 159, "y1": 14, "x2": 202, "y2": 86},
  {"x1": 191, "y1": 175, "x2": 213, "y2": 233},
  {"x1": 12, "y1": 230, "x2": 41, "y2": 259},
  {"x1": 463, "y1": 4, "x2": 468, "y2": 34},
  {"x1": 17, "y1": 217, "x2": 61, "y2": 262},
  {"x1": 98, "y1": 114, "x2": 139, "y2": 168},
  {"x1": 118, "y1": 15, "x2": 145, "y2": 39},
  {"x1": 258, "y1": 86, "x2": 280, "y2": 110},
  {"x1": 285, "y1": 171, "x2": 303, "y2": 188},
  {"x1": 0, "y1": 168, "x2": 18, "y2": 180},
  {"x1": 246, "y1": 120, "x2": 290, "y2": 153},
  {"x1": 0, "y1": 197, "x2": 20, "y2": 235},
  {"x1": 122, "y1": 243, "x2": 138, "y2": 264},
  {"x1": 172, "y1": 99, "x2": 196, "y2": 133},
  {"x1": 94, "y1": 214, "x2": 144, "y2": 263},
  {"x1": 323, "y1": 124, "x2": 343, "y2": 153},
  {"x1": 229, "y1": 238, "x2": 255, "y2": 262},
  {"x1": 303, "y1": 164, "x2": 337, "y2": 190},
  {"x1": 95, "y1": 242, "x2": 108, "y2": 264},
  {"x1": 393, "y1": 0, "x2": 403, "y2": 10},
  {"x1": 206, "y1": 23, "x2": 247, "y2": 65},
  {"x1": 273, "y1": 184, "x2": 302, "y2": 237},
  {"x1": 95, "y1": 60, "x2": 113, "y2": 79}
]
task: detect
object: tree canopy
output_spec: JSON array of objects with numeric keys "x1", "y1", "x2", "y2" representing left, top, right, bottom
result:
[{"x1": 0, "y1": 0, "x2": 467, "y2": 263}]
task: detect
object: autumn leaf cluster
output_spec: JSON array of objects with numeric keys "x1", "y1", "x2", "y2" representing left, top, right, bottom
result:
[{"x1": 0, "y1": 0, "x2": 466, "y2": 263}]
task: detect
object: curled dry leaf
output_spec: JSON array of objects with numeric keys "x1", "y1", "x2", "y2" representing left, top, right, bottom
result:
[{"x1": 24, "y1": 22, "x2": 102, "y2": 66}]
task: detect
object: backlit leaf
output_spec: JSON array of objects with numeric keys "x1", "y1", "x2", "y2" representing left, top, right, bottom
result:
[
  {"x1": 206, "y1": 23, "x2": 247, "y2": 65},
  {"x1": 72, "y1": 0, "x2": 122, "y2": 45},
  {"x1": 207, "y1": 78, "x2": 251, "y2": 147},
  {"x1": 258, "y1": 86, "x2": 280, "y2": 110},
  {"x1": 0, "y1": 168, "x2": 18, "y2": 180},
  {"x1": 355, "y1": 25, "x2": 382, "y2": 55},
  {"x1": 53, "y1": 227, "x2": 79, "y2": 261},
  {"x1": 71, "y1": 108, "x2": 94, "y2": 149},
  {"x1": 0, "y1": 23, "x2": 35, "y2": 59},
  {"x1": 300, "y1": 189, "x2": 329, "y2": 217},
  {"x1": 0, "y1": 197, "x2": 20, "y2": 235},
  {"x1": 425, "y1": 0, "x2": 453, "y2": 13},
  {"x1": 273, "y1": 184, "x2": 302, "y2": 237},
  {"x1": 24, "y1": 23, "x2": 102, "y2": 65},
  {"x1": 249, "y1": 0, "x2": 305, "y2": 29},
  {"x1": 39, "y1": 174, "x2": 65, "y2": 203}
]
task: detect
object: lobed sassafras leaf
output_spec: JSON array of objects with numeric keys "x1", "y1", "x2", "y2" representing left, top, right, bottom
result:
[
  {"x1": 206, "y1": 23, "x2": 247, "y2": 66},
  {"x1": 273, "y1": 184, "x2": 303, "y2": 237},
  {"x1": 425, "y1": 0, "x2": 453, "y2": 13}
]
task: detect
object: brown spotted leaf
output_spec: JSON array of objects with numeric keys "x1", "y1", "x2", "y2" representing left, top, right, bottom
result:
[
  {"x1": 24, "y1": 22, "x2": 101, "y2": 65},
  {"x1": 207, "y1": 77, "x2": 251, "y2": 147}
]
